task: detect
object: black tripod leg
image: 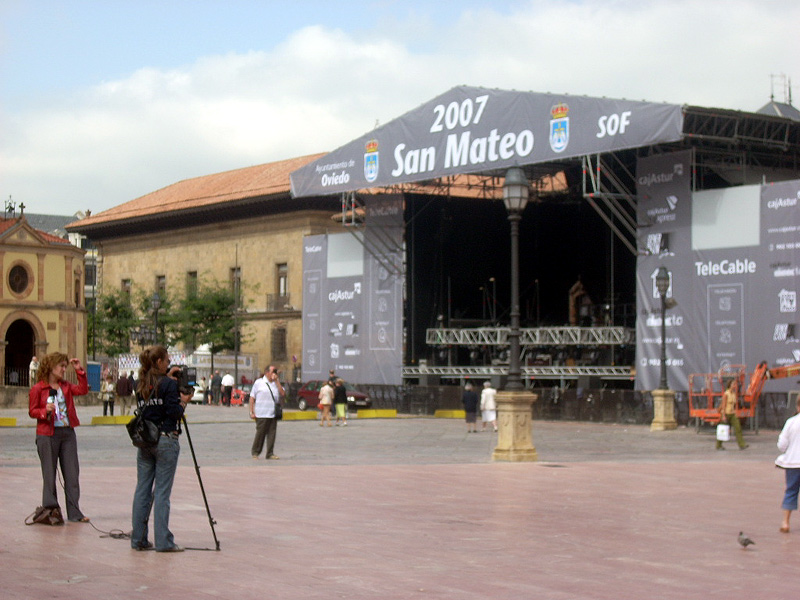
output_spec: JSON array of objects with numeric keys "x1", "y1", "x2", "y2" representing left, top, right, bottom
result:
[{"x1": 182, "y1": 415, "x2": 221, "y2": 550}]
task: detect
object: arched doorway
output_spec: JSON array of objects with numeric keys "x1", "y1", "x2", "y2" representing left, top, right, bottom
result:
[{"x1": 5, "y1": 319, "x2": 35, "y2": 386}]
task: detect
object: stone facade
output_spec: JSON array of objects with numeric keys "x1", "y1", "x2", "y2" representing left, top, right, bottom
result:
[{"x1": 96, "y1": 210, "x2": 344, "y2": 378}]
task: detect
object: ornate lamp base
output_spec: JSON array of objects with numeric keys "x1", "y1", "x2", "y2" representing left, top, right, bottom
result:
[
  {"x1": 650, "y1": 388, "x2": 677, "y2": 431},
  {"x1": 492, "y1": 389, "x2": 538, "y2": 462}
]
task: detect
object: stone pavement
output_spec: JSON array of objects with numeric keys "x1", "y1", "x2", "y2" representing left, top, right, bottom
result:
[{"x1": 1, "y1": 404, "x2": 797, "y2": 599}]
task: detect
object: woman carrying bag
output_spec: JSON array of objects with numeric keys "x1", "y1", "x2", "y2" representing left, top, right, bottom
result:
[{"x1": 130, "y1": 345, "x2": 192, "y2": 552}]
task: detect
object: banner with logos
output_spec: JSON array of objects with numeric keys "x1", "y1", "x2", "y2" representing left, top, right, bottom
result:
[
  {"x1": 636, "y1": 150, "x2": 800, "y2": 391},
  {"x1": 291, "y1": 85, "x2": 683, "y2": 198},
  {"x1": 301, "y1": 195, "x2": 404, "y2": 385}
]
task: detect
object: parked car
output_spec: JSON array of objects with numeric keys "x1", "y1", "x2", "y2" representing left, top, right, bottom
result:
[
  {"x1": 294, "y1": 380, "x2": 372, "y2": 411},
  {"x1": 190, "y1": 384, "x2": 205, "y2": 404}
]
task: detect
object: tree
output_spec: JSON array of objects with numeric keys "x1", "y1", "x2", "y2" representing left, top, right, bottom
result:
[
  {"x1": 93, "y1": 288, "x2": 139, "y2": 356},
  {"x1": 171, "y1": 278, "x2": 249, "y2": 368}
]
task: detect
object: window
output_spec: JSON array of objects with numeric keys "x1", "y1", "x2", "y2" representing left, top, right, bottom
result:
[
  {"x1": 8, "y1": 264, "x2": 29, "y2": 294},
  {"x1": 155, "y1": 275, "x2": 166, "y2": 296},
  {"x1": 121, "y1": 279, "x2": 131, "y2": 296},
  {"x1": 186, "y1": 271, "x2": 198, "y2": 296},
  {"x1": 271, "y1": 327, "x2": 287, "y2": 361},
  {"x1": 230, "y1": 267, "x2": 241, "y2": 306},
  {"x1": 85, "y1": 263, "x2": 97, "y2": 287},
  {"x1": 277, "y1": 263, "x2": 288, "y2": 297},
  {"x1": 74, "y1": 276, "x2": 81, "y2": 306}
]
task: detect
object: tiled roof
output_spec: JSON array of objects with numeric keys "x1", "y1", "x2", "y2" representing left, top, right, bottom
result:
[
  {"x1": 69, "y1": 153, "x2": 326, "y2": 229},
  {"x1": 68, "y1": 151, "x2": 569, "y2": 233},
  {"x1": 0, "y1": 217, "x2": 73, "y2": 245}
]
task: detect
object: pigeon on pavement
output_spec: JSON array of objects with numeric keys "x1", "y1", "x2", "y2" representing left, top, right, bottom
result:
[{"x1": 738, "y1": 531, "x2": 755, "y2": 548}]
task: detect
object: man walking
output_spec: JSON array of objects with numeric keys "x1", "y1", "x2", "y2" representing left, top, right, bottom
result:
[
  {"x1": 221, "y1": 371, "x2": 234, "y2": 406},
  {"x1": 249, "y1": 365, "x2": 285, "y2": 460},
  {"x1": 116, "y1": 370, "x2": 133, "y2": 415},
  {"x1": 210, "y1": 370, "x2": 222, "y2": 405}
]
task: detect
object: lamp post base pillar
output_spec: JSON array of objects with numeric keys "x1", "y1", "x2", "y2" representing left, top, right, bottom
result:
[
  {"x1": 650, "y1": 388, "x2": 677, "y2": 431},
  {"x1": 492, "y1": 390, "x2": 538, "y2": 462}
]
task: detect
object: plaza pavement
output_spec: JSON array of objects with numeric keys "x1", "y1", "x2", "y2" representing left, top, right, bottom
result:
[{"x1": 1, "y1": 404, "x2": 797, "y2": 599}]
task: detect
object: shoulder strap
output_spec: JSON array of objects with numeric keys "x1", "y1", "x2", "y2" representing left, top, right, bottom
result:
[{"x1": 265, "y1": 380, "x2": 278, "y2": 404}]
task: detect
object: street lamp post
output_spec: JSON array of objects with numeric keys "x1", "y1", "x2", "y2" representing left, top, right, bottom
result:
[
  {"x1": 650, "y1": 266, "x2": 677, "y2": 431},
  {"x1": 151, "y1": 292, "x2": 162, "y2": 346},
  {"x1": 655, "y1": 266, "x2": 670, "y2": 390},
  {"x1": 492, "y1": 167, "x2": 538, "y2": 462},
  {"x1": 502, "y1": 167, "x2": 528, "y2": 392}
]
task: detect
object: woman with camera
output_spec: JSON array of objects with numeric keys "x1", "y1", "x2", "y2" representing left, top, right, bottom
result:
[
  {"x1": 29, "y1": 352, "x2": 90, "y2": 523},
  {"x1": 130, "y1": 345, "x2": 192, "y2": 552}
]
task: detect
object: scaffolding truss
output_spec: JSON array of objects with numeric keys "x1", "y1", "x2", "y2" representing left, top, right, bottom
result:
[
  {"x1": 402, "y1": 364, "x2": 632, "y2": 380},
  {"x1": 425, "y1": 326, "x2": 634, "y2": 347}
]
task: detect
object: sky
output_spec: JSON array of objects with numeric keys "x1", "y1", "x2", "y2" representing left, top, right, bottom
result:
[{"x1": 1, "y1": 0, "x2": 798, "y2": 216}]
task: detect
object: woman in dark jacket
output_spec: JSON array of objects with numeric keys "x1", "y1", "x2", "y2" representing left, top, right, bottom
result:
[
  {"x1": 462, "y1": 383, "x2": 479, "y2": 433},
  {"x1": 130, "y1": 345, "x2": 191, "y2": 552},
  {"x1": 28, "y1": 352, "x2": 89, "y2": 522},
  {"x1": 333, "y1": 378, "x2": 348, "y2": 426}
]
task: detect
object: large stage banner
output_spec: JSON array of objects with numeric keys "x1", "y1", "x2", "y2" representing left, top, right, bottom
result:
[
  {"x1": 301, "y1": 195, "x2": 404, "y2": 385},
  {"x1": 291, "y1": 86, "x2": 683, "y2": 198},
  {"x1": 637, "y1": 151, "x2": 800, "y2": 392}
]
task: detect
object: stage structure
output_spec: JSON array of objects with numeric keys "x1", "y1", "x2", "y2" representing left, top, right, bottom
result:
[{"x1": 291, "y1": 85, "x2": 800, "y2": 390}]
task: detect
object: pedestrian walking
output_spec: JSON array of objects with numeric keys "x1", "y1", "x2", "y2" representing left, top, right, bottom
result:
[
  {"x1": 480, "y1": 381, "x2": 498, "y2": 432},
  {"x1": 333, "y1": 378, "x2": 348, "y2": 426},
  {"x1": 101, "y1": 374, "x2": 115, "y2": 416},
  {"x1": 318, "y1": 380, "x2": 333, "y2": 427},
  {"x1": 777, "y1": 395, "x2": 800, "y2": 533},
  {"x1": 116, "y1": 371, "x2": 133, "y2": 415},
  {"x1": 462, "y1": 383, "x2": 479, "y2": 433},
  {"x1": 221, "y1": 371, "x2": 234, "y2": 406},
  {"x1": 716, "y1": 378, "x2": 748, "y2": 450}
]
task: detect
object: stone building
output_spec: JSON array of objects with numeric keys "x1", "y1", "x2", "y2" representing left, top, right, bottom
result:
[
  {"x1": 66, "y1": 153, "x2": 344, "y2": 380},
  {"x1": 0, "y1": 214, "x2": 87, "y2": 385}
]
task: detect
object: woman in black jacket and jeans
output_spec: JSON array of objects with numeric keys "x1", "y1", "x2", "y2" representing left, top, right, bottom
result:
[{"x1": 130, "y1": 345, "x2": 192, "y2": 552}]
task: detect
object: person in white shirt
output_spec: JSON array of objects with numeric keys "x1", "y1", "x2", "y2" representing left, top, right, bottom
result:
[
  {"x1": 221, "y1": 372, "x2": 235, "y2": 406},
  {"x1": 480, "y1": 381, "x2": 498, "y2": 432},
  {"x1": 777, "y1": 395, "x2": 800, "y2": 533},
  {"x1": 249, "y1": 365, "x2": 285, "y2": 460}
]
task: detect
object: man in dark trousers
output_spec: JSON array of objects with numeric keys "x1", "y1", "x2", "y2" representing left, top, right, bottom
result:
[{"x1": 210, "y1": 370, "x2": 222, "y2": 405}]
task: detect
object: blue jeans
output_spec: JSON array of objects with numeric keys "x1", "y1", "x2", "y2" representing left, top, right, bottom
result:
[
  {"x1": 131, "y1": 436, "x2": 180, "y2": 550},
  {"x1": 782, "y1": 468, "x2": 800, "y2": 511}
]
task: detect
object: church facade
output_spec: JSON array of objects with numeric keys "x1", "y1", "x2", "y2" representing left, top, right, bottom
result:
[{"x1": 0, "y1": 215, "x2": 87, "y2": 385}]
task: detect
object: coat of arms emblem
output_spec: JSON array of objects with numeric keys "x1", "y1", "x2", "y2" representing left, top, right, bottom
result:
[
  {"x1": 549, "y1": 103, "x2": 569, "y2": 153},
  {"x1": 364, "y1": 139, "x2": 379, "y2": 183}
]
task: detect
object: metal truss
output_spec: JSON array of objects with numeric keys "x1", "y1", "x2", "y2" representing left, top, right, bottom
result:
[
  {"x1": 425, "y1": 326, "x2": 634, "y2": 347},
  {"x1": 582, "y1": 153, "x2": 638, "y2": 256},
  {"x1": 340, "y1": 191, "x2": 403, "y2": 276},
  {"x1": 402, "y1": 364, "x2": 632, "y2": 380}
]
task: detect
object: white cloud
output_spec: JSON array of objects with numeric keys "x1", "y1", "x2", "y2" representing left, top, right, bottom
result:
[{"x1": 2, "y1": 0, "x2": 798, "y2": 215}]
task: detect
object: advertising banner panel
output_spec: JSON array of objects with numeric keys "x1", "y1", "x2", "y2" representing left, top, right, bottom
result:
[
  {"x1": 301, "y1": 195, "x2": 404, "y2": 384},
  {"x1": 636, "y1": 154, "x2": 800, "y2": 392},
  {"x1": 291, "y1": 86, "x2": 683, "y2": 198},
  {"x1": 635, "y1": 150, "x2": 694, "y2": 391}
]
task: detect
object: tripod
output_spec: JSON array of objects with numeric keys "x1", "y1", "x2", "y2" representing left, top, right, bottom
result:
[{"x1": 182, "y1": 415, "x2": 221, "y2": 551}]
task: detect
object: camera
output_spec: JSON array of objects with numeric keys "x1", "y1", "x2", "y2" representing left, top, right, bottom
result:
[{"x1": 168, "y1": 364, "x2": 196, "y2": 395}]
